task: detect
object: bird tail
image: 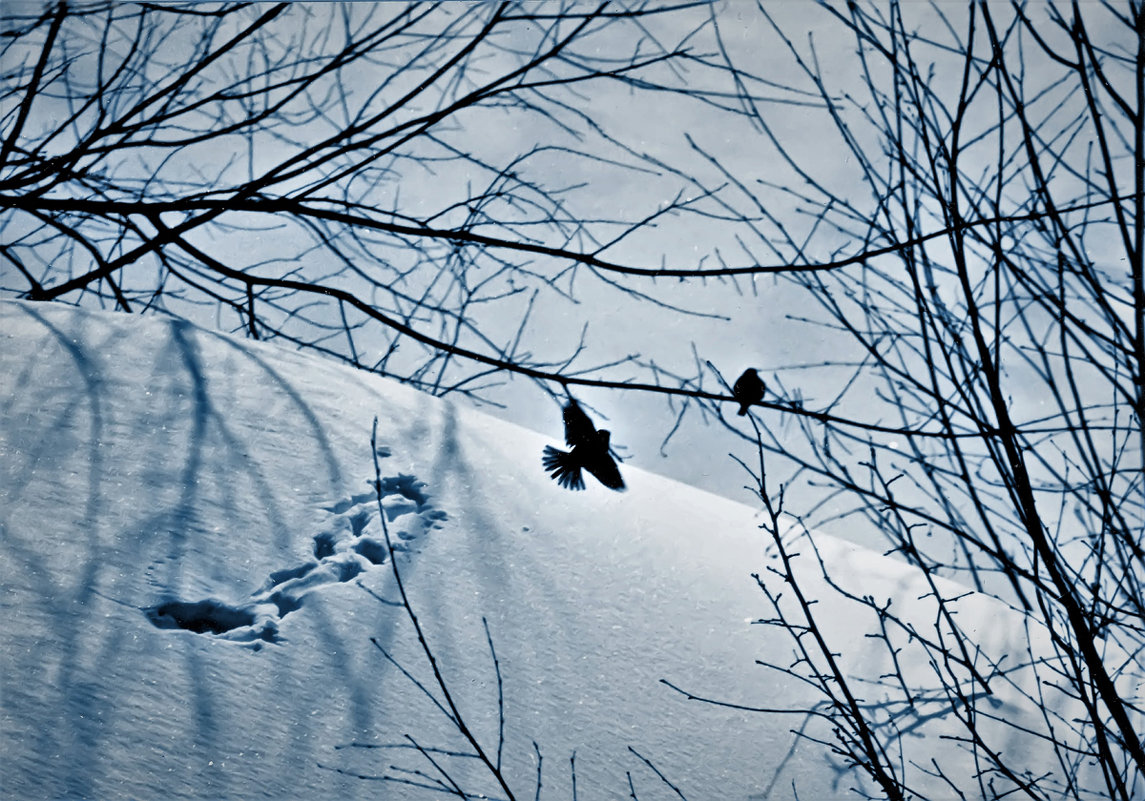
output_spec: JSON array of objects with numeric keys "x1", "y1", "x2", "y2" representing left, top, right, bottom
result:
[
  {"x1": 737, "y1": 404, "x2": 749, "y2": 416},
  {"x1": 542, "y1": 445, "x2": 585, "y2": 491}
]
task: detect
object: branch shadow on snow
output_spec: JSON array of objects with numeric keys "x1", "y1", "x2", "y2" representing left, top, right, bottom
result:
[{"x1": 0, "y1": 302, "x2": 382, "y2": 800}]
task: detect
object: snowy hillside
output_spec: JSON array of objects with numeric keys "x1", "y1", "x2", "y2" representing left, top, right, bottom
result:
[{"x1": 0, "y1": 300, "x2": 1127, "y2": 800}]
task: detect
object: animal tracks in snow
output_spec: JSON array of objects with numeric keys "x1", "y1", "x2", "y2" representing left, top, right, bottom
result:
[{"x1": 144, "y1": 461, "x2": 447, "y2": 647}]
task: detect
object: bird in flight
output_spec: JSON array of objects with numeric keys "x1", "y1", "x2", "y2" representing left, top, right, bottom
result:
[
  {"x1": 542, "y1": 400, "x2": 625, "y2": 491},
  {"x1": 733, "y1": 368, "x2": 765, "y2": 415}
]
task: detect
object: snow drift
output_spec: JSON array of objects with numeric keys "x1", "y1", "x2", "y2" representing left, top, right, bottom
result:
[{"x1": 0, "y1": 300, "x2": 1129, "y2": 800}]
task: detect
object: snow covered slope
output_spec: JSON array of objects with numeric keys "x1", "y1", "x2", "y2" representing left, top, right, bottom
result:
[{"x1": 0, "y1": 300, "x2": 1126, "y2": 800}]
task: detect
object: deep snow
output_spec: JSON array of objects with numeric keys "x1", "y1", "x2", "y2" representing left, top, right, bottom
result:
[{"x1": 0, "y1": 300, "x2": 1130, "y2": 800}]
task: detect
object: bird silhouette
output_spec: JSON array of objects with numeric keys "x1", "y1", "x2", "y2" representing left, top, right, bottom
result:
[
  {"x1": 732, "y1": 368, "x2": 765, "y2": 415},
  {"x1": 542, "y1": 400, "x2": 625, "y2": 491}
]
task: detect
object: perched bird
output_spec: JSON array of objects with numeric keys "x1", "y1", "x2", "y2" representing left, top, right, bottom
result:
[
  {"x1": 542, "y1": 400, "x2": 625, "y2": 491},
  {"x1": 732, "y1": 368, "x2": 765, "y2": 415}
]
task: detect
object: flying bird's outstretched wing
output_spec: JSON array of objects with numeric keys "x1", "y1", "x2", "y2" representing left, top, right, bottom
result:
[
  {"x1": 562, "y1": 400, "x2": 598, "y2": 449},
  {"x1": 542, "y1": 445, "x2": 586, "y2": 490}
]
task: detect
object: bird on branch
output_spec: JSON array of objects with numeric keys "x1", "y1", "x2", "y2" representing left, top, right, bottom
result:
[
  {"x1": 733, "y1": 368, "x2": 765, "y2": 415},
  {"x1": 542, "y1": 400, "x2": 625, "y2": 491}
]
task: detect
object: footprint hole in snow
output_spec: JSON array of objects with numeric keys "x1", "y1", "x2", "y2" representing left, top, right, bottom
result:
[
  {"x1": 349, "y1": 509, "x2": 371, "y2": 537},
  {"x1": 267, "y1": 561, "x2": 317, "y2": 589},
  {"x1": 313, "y1": 532, "x2": 337, "y2": 559},
  {"x1": 267, "y1": 591, "x2": 304, "y2": 617},
  {"x1": 144, "y1": 599, "x2": 255, "y2": 635},
  {"x1": 353, "y1": 538, "x2": 388, "y2": 565},
  {"x1": 377, "y1": 474, "x2": 430, "y2": 509},
  {"x1": 325, "y1": 556, "x2": 365, "y2": 583}
]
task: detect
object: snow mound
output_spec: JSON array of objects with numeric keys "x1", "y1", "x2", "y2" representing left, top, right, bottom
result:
[{"x1": 0, "y1": 300, "x2": 1130, "y2": 800}]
